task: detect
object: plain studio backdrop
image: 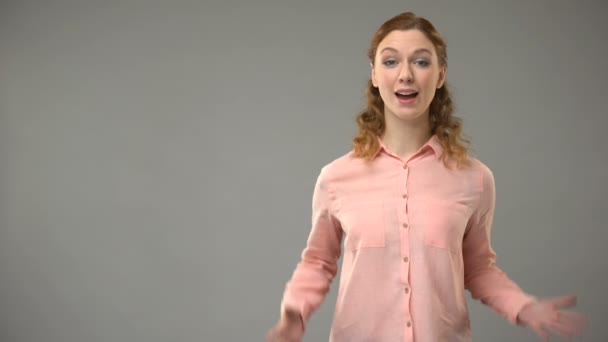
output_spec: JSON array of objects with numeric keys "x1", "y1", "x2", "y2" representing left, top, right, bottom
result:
[{"x1": 1, "y1": 0, "x2": 607, "y2": 341}]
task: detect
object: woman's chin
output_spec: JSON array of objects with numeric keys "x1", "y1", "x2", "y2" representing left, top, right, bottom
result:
[{"x1": 386, "y1": 109, "x2": 428, "y2": 123}]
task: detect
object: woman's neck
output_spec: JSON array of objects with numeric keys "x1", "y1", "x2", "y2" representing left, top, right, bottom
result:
[{"x1": 381, "y1": 112, "x2": 432, "y2": 161}]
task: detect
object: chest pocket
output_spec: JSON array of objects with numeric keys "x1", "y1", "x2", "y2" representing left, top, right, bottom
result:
[
  {"x1": 423, "y1": 200, "x2": 471, "y2": 253},
  {"x1": 339, "y1": 201, "x2": 386, "y2": 251}
]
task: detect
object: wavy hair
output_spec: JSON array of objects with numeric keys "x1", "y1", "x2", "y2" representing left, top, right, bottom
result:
[{"x1": 352, "y1": 12, "x2": 471, "y2": 168}]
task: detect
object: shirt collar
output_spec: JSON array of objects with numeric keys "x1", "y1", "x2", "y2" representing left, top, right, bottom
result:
[{"x1": 376, "y1": 134, "x2": 443, "y2": 160}]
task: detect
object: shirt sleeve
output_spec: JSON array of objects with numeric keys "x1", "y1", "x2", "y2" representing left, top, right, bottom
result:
[
  {"x1": 463, "y1": 164, "x2": 536, "y2": 324},
  {"x1": 279, "y1": 165, "x2": 343, "y2": 331}
]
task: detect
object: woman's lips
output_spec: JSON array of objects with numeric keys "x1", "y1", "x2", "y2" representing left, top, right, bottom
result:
[{"x1": 395, "y1": 92, "x2": 418, "y2": 105}]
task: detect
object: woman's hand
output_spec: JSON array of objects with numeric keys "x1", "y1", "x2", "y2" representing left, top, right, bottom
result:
[
  {"x1": 517, "y1": 295, "x2": 587, "y2": 341},
  {"x1": 266, "y1": 309, "x2": 304, "y2": 342}
]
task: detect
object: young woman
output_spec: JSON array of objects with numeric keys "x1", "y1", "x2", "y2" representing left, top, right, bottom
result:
[{"x1": 267, "y1": 11, "x2": 587, "y2": 342}]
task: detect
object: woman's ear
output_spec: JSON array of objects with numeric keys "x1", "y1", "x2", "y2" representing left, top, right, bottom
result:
[
  {"x1": 437, "y1": 65, "x2": 447, "y2": 89},
  {"x1": 371, "y1": 62, "x2": 378, "y2": 88}
]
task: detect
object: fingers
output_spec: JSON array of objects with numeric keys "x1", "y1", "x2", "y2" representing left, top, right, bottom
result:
[
  {"x1": 266, "y1": 328, "x2": 277, "y2": 342},
  {"x1": 546, "y1": 295, "x2": 577, "y2": 308},
  {"x1": 266, "y1": 324, "x2": 303, "y2": 342},
  {"x1": 546, "y1": 320, "x2": 578, "y2": 339},
  {"x1": 530, "y1": 323, "x2": 550, "y2": 342},
  {"x1": 540, "y1": 309, "x2": 588, "y2": 341},
  {"x1": 556, "y1": 311, "x2": 588, "y2": 335}
]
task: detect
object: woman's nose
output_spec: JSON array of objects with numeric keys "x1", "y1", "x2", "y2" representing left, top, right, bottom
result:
[{"x1": 399, "y1": 67, "x2": 413, "y2": 83}]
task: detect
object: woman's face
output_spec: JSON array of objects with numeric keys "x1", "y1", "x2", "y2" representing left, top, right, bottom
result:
[{"x1": 372, "y1": 29, "x2": 446, "y2": 124}]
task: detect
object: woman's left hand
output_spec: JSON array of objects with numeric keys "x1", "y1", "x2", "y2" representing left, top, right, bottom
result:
[{"x1": 517, "y1": 295, "x2": 587, "y2": 341}]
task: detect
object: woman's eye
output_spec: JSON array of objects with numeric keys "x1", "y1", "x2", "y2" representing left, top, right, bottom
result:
[
  {"x1": 415, "y1": 60, "x2": 430, "y2": 67},
  {"x1": 382, "y1": 59, "x2": 397, "y2": 67}
]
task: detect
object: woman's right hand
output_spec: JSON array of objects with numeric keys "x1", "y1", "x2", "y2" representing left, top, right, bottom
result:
[{"x1": 266, "y1": 309, "x2": 304, "y2": 342}]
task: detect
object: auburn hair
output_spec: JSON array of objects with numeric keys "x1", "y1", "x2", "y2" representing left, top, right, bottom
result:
[{"x1": 352, "y1": 12, "x2": 471, "y2": 168}]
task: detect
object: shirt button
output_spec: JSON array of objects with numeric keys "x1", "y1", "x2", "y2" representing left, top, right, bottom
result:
[
  {"x1": 404, "y1": 287, "x2": 409, "y2": 294},
  {"x1": 403, "y1": 256, "x2": 409, "y2": 262},
  {"x1": 402, "y1": 193, "x2": 407, "y2": 199},
  {"x1": 402, "y1": 223, "x2": 408, "y2": 229},
  {"x1": 407, "y1": 321, "x2": 412, "y2": 327},
  {"x1": 403, "y1": 164, "x2": 408, "y2": 170}
]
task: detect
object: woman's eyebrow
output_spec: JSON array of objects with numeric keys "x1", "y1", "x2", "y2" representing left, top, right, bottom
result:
[{"x1": 380, "y1": 47, "x2": 433, "y2": 56}]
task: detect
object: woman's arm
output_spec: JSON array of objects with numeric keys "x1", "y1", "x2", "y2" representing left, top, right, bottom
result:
[
  {"x1": 462, "y1": 165, "x2": 536, "y2": 323},
  {"x1": 277, "y1": 166, "x2": 343, "y2": 332},
  {"x1": 463, "y1": 165, "x2": 587, "y2": 340}
]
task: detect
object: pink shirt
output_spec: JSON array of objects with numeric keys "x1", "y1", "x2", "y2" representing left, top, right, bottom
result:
[{"x1": 280, "y1": 135, "x2": 535, "y2": 341}]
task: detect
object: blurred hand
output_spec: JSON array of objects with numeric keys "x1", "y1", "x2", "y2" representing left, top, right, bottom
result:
[
  {"x1": 517, "y1": 295, "x2": 587, "y2": 341},
  {"x1": 266, "y1": 309, "x2": 304, "y2": 342}
]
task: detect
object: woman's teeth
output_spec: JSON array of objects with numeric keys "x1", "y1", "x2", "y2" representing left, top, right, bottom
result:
[{"x1": 396, "y1": 92, "x2": 418, "y2": 99}]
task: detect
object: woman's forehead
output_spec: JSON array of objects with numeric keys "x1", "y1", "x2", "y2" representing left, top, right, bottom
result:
[{"x1": 378, "y1": 30, "x2": 435, "y2": 54}]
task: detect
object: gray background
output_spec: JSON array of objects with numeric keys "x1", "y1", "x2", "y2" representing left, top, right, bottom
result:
[{"x1": 1, "y1": 0, "x2": 607, "y2": 341}]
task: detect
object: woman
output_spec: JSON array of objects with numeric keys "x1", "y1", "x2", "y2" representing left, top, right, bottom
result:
[{"x1": 267, "y1": 11, "x2": 587, "y2": 342}]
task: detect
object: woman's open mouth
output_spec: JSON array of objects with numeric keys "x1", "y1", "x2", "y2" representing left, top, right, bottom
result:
[{"x1": 395, "y1": 91, "x2": 418, "y2": 104}]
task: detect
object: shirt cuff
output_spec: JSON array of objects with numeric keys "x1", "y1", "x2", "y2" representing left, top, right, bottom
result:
[
  {"x1": 280, "y1": 296, "x2": 307, "y2": 332},
  {"x1": 512, "y1": 295, "x2": 538, "y2": 325}
]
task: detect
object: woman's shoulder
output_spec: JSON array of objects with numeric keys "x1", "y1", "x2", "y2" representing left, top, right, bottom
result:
[
  {"x1": 315, "y1": 149, "x2": 366, "y2": 182},
  {"x1": 466, "y1": 156, "x2": 492, "y2": 173},
  {"x1": 462, "y1": 156, "x2": 495, "y2": 190},
  {"x1": 317, "y1": 149, "x2": 354, "y2": 172}
]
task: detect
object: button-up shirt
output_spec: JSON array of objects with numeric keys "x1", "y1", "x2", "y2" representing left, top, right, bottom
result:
[{"x1": 280, "y1": 135, "x2": 535, "y2": 341}]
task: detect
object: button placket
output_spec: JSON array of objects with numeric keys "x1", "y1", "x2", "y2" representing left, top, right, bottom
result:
[
  {"x1": 400, "y1": 163, "x2": 414, "y2": 341},
  {"x1": 399, "y1": 161, "x2": 413, "y2": 333}
]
